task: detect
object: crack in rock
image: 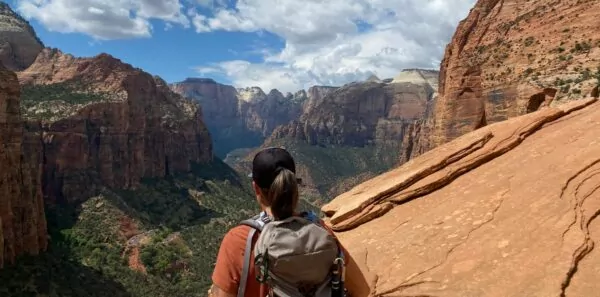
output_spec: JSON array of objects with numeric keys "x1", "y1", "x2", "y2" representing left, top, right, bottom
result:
[
  {"x1": 374, "y1": 189, "x2": 509, "y2": 297},
  {"x1": 559, "y1": 159, "x2": 600, "y2": 297}
]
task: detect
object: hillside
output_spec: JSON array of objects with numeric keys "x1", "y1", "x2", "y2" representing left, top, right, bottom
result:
[
  {"x1": 323, "y1": 97, "x2": 600, "y2": 297},
  {"x1": 0, "y1": 159, "x2": 261, "y2": 296},
  {"x1": 418, "y1": 0, "x2": 600, "y2": 152}
]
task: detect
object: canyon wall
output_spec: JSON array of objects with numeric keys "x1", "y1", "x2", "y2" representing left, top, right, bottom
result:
[
  {"x1": 421, "y1": 0, "x2": 600, "y2": 151},
  {"x1": 0, "y1": 62, "x2": 46, "y2": 268},
  {"x1": 18, "y1": 48, "x2": 213, "y2": 203}
]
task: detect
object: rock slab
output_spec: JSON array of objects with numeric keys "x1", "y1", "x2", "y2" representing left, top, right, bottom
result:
[{"x1": 323, "y1": 98, "x2": 600, "y2": 297}]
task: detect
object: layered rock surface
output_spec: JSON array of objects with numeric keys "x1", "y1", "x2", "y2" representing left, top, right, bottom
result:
[
  {"x1": 268, "y1": 74, "x2": 437, "y2": 156},
  {"x1": 323, "y1": 98, "x2": 600, "y2": 296},
  {"x1": 17, "y1": 48, "x2": 212, "y2": 203},
  {"x1": 422, "y1": 0, "x2": 600, "y2": 152},
  {"x1": 0, "y1": 3, "x2": 43, "y2": 71},
  {"x1": 0, "y1": 62, "x2": 46, "y2": 268}
]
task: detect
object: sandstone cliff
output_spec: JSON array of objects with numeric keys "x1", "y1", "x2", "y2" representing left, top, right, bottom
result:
[
  {"x1": 170, "y1": 78, "x2": 334, "y2": 157},
  {"x1": 17, "y1": 48, "x2": 212, "y2": 203},
  {"x1": 0, "y1": 2, "x2": 43, "y2": 71},
  {"x1": 323, "y1": 97, "x2": 600, "y2": 297},
  {"x1": 268, "y1": 70, "x2": 437, "y2": 157},
  {"x1": 0, "y1": 62, "x2": 46, "y2": 268},
  {"x1": 422, "y1": 0, "x2": 600, "y2": 151}
]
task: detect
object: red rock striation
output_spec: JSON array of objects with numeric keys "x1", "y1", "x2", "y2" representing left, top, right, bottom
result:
[
  {"x1": 18, "y1": 48, "x2": 212, "y2": 203},
  {"x1": 420, "y1": 0, "x2": 600, "y2": 152},
  {"x1": 0, "y1": 62, "x2": 46, "y2": 268}
]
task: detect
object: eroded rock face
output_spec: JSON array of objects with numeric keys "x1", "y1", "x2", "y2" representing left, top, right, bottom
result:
[
  {"x1": 268, "y1": 78, "x2": 435, "y2": 152},
  {"x1": 170, "y1": 78, "x2": 322, "y2": 157},
  {"x1": 423, "y1": 0, "x2": 600, "y2": 151},
  {"x1": 323, "y1": 98, "x2": 600, "y2": 297},
  {"x1": 0, "y1": 62, "x2": 46, "y2": 268},
  {"x1": 18, "y1": 48, "x2": 212, "y2": 203},
  {"x1": 0, "y1": 3, "x2": 43, "y2": 71}
]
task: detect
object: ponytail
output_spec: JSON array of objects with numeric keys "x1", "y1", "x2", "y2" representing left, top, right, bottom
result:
[{"x1": 266, "y1": 168, "x2": 299, "y2": 220}]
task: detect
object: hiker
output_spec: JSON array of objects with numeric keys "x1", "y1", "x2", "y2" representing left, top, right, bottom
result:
[{"x1": 209, "y1": 147, "x2": 348, "y2": 297}]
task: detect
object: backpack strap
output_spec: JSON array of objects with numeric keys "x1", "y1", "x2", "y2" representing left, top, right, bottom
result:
[
  {"x1": 238, "y1": 227, "x2": 257, "y2": 297},
  {"x1": 237, "y1": 213, "x2": 272, "y2": 297}
]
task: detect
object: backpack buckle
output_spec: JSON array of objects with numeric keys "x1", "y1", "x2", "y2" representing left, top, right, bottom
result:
[
  {"x1": 334, "y1": 258, "x2": 346, "y2": 282},
  {"x1": 255, "y1": 250, "x2": 270, "y2": 283}
]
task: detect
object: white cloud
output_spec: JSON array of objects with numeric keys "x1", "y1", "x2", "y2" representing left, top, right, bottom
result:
[
  {"x1": 16, "y1": 0, "x2": 190, "y2": 40},
  {"x1": 192, "y1": 0, "x2": 477, "y2": 93},
  {"x1": 17, "y1": 0, "x2": 478, "y2": 92}
]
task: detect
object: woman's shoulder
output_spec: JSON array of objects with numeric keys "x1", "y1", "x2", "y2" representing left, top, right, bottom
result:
[{"x1": 221, "y1": 224, "x2": 254, "y2": 248}]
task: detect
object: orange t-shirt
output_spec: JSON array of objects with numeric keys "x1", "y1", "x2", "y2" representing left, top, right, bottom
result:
[{"x1": 212, "y1": 219, "x2": 343, "y2": 297}]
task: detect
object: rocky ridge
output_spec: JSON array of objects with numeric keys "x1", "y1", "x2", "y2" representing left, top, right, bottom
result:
[
  {"x1": 0, "y1": 2, "x2": 43, "y2": 71},
  {"x1": 421, "y1": 0, "x2": 600, "y2": 152},
  {"x1": 17, "y1": 48, "x2": 212, "y2": 203},
  {"x1": 324, "y1": 97, "x2": 600, "y2": 297},
  {"x1": 0, "y1": 62, "x2": 46, "y2": 268}
]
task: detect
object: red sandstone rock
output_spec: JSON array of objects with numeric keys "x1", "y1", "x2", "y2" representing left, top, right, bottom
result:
[
  {"x1": 17, "y1": 48, "x2": 212, "y2": 202},
  {"x1": 323, "y1": 97, "x2": 600, "y2": 297},
  {"x1": 420, "y1": 0, "x2": 600, "y2": 153},
  {"x1": 0, "y1": 62, "x2": 46, "y2": 267}
]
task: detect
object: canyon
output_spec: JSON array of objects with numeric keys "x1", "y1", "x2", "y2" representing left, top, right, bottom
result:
[{"x1": 1, "y1": 0, "x2": 600, "y2": 296}]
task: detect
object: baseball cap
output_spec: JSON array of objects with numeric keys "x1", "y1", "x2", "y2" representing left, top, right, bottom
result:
[{"x1": 251, "y1": 147, "x2": 300, "y2": 188}]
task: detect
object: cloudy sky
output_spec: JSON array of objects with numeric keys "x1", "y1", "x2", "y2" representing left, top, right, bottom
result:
[{"x1": 11, "y1": 0, "x2": 476, "y2": 93}]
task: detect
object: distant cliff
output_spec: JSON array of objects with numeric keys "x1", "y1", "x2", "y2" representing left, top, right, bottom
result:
[
  {"x1": 233, "y1": 69, "x2": 439, "y2": 201},
  {"x1": 171, "y1": 78, "x2": 336, "y2": 157}
]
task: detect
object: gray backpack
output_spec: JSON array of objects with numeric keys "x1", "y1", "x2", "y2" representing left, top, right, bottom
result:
[{"x1": 237, "y1": 211, "x2": 346, "y2": 297}]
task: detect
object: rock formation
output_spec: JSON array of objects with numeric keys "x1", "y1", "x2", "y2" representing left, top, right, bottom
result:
[
  {"x1": 0, "y1": 62, "x2": 46, "y2": 268},
  {"x1": 268, "y1": 71, "x2": 438, "y2": 154},
  {"x1": 229, "y1": 72, "x2": 438, "y2": 201},
  {"x1": 323, "y1": 97, "x2": 600, "y2": 297},
  {"x1": 0, "y1": 2, "x2": 43, "y2": 71},
  {"x1": 421, "y1": 0, "x2": 600, "y2": 151},
  {"x1": 170, "y1": 78, "x2": 334, "y2": 157},
  {"x1": 17, "y1": 48, "x2": 212, "y2": 203}
]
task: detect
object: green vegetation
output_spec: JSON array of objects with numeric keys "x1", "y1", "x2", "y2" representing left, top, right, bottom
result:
[
  {"x1": 264, "y1": 138, "x2": 399, "y2": 202},
  {"x1": 0, "y1": 159, "x2": 271, "y2": 297},
  {"x1": 20, "y1": 82, "x2": 111, "y2": 120},
  {"x1": 572, "y1": 41, "x2": 592, "y2": 54},
  {"x1": 524, "y1": 36, "x2": 535, "y2": 47}
]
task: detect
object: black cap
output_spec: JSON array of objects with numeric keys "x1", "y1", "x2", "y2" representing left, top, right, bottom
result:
[{"x1": 251, "y1": 147, "x2": 296, "y2": 189}]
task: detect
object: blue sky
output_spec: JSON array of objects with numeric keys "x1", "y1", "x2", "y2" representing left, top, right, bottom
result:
[{"x1": 9, "y1": 0, "x2": 475, "y2": 93}]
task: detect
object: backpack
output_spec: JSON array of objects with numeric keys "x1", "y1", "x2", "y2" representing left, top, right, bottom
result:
[{"x1": 237, "y1": 211, "x2": 347, "y2": 297}]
